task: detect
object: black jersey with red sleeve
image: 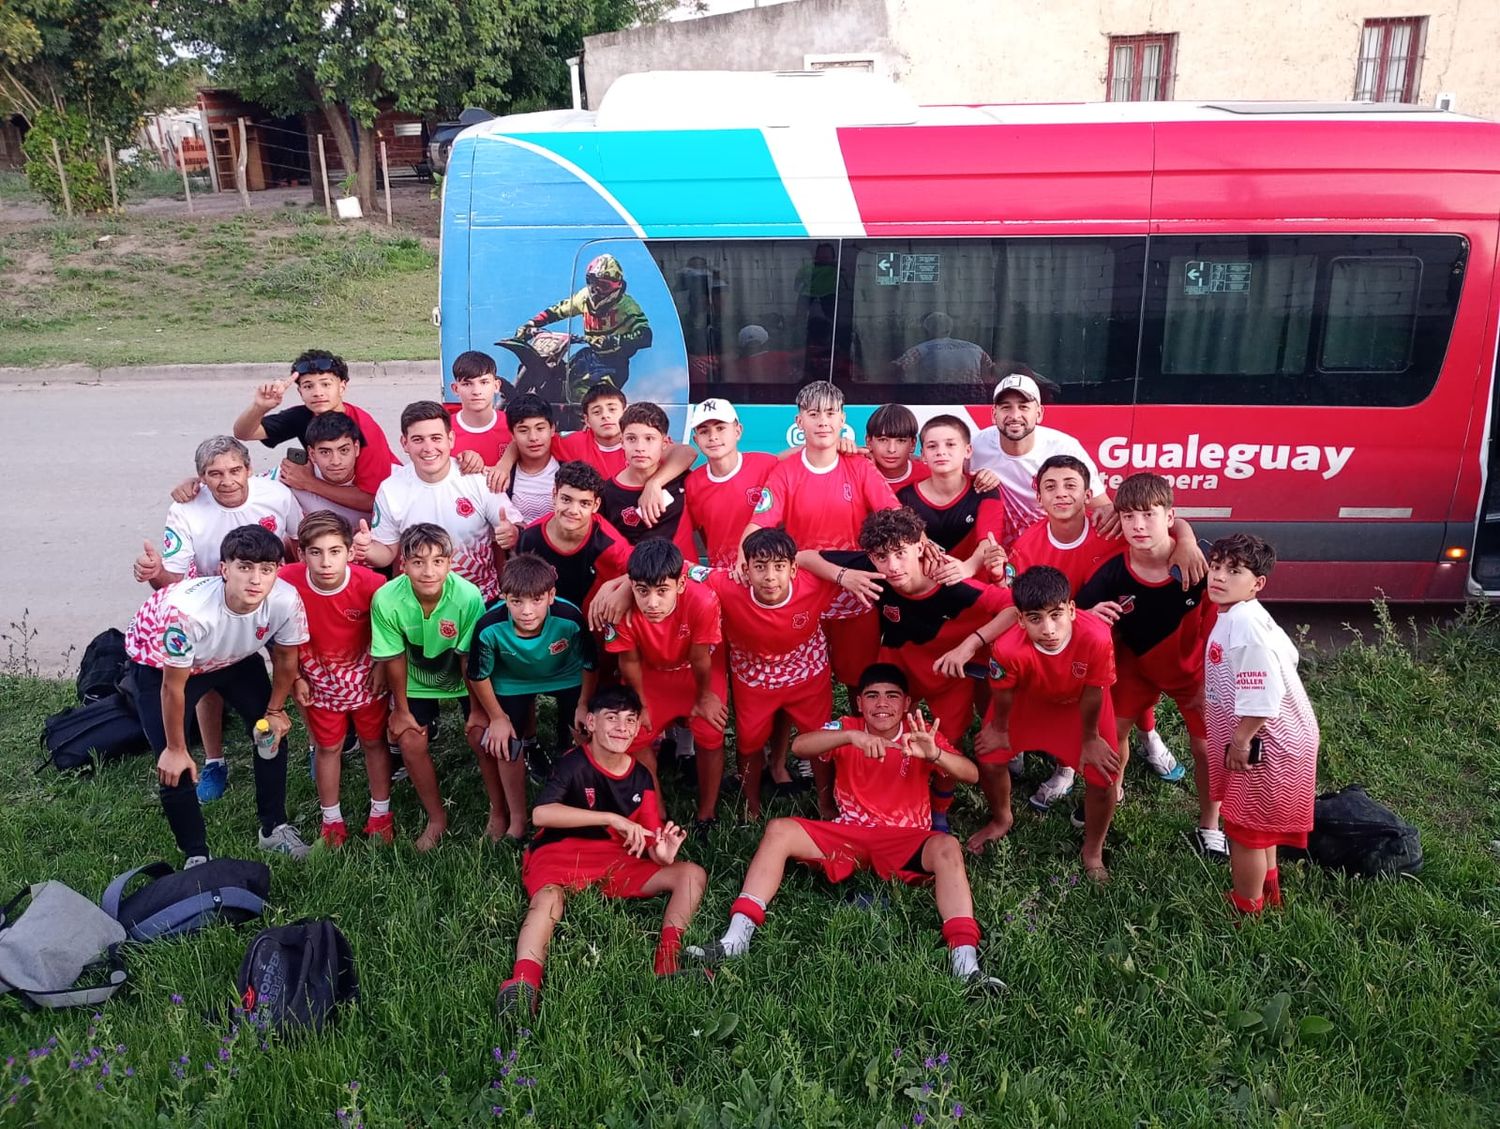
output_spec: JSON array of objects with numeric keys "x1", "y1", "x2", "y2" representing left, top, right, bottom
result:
[
  {"x1": 897, "y1": 479, "x2": 1006, "y2": 559},
  {"x1": 530, "y1": 746, "x2": 662, "y2": 851},
  {"x1": 1075, "y1": 549, "x2": 1217, "y2": 687},
  {"x1": 516, "y1": 515, "x2": 631, "y2": 611}
]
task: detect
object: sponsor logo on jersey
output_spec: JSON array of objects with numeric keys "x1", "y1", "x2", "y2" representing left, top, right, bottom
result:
[
  {"x1": 162, "y1": 528, "x2": 183, "y2": 557},
  {"x1": 1208, "y1": 641, "x2": 1224, "y2": 665},
  {"x1": 964, "y1": 514, "x2": 975, "y2": 524},
  {"x1": 1071, "y1": 661, "x2": 1087, "y2": 678},
  {"x1": 584, "y1": 787, "x2": 596, "y2": 808},
  {"x1": 259, "y1": 516, "x2": 278, "y2": 532},
  {"x1": 439, "y1": 619, "x2": 457, "y2": 639},
  {"x1": 621, "y1": 506, "x2": 641, "y2": 527},
  {"x1": 455, "y1": 497, "x2": 476, "y2": 518},
  {"x1": 792, "y1": 612, "x2": 809, "y2": 629},
  {"x1": 162, "y1": 625, "x2": 190, "y2": 657},
  {"x1": 548, "y1": 639, "x2": 569, "y2": 655},
  {"x1": 255, "y1": 625, "x2": 270, "y2": 640},
  {"x1": 841, "y1": 483, "x2": 853, "y2": 502},
  {"x1": 753, "y1": 487, "x2": 773, "y2": 515},
  {"x1": 821, "y1": 720, "x2": 843, "y2": 730},
  {"x1": 882, "y1": 605, "x2": 901, "y2": 623},
  {"x1": 687, "y1": 565, "x2": 711, "y2": 582}
]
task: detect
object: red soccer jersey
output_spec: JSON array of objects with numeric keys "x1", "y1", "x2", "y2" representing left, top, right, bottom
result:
[
  {"x1": 989, "y1": 610, "x2": 1117, "y2": 757},
  {"x1": 878, "y1": 459, "x2": 931, "y2": 493},
  {"x1": 819, "y1": 715, "x2": 956, "y2": 830},
  {"x1": 450, "y1": 412, "x2": 512, "y2": 466},
  {"x1": 278, "y1": 562, "x2": 385, "y2": 710},
  {"x1": 752, "y1": 452, "x2": 899, "y2": 551},
  {"x1": 604, "y1": 578, "x2": 722, "y2": 671},
  {"x1": 692, "y1": 566, "x2": 835, "y2": 688},
  {"x1": 1009, "y1": 520, "x2": 1123, "y2": 596},
  {"x1": 553, "y1": 430, "x2": 628, "y2": 478},
  {"x1": 343, "y1": 402, "x2": 401, "y2": 494},
  {"x1": 684, "y1": 452, "x2": 780, "y2": 567}
]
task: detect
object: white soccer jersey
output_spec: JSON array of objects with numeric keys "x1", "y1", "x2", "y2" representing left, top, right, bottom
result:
[
  {"x1": 509, "y1": 458, "x2": 560, "y2": 526},
  {"x1": 970, "y1": 424, "x2": 1102, "y2": 546},
  {"x1": 268, "y1": 463, "x2": 371, "y2": 529},
  {"x1": 125, "y1": 576, "x2": 309, "y2": 674},
  {"x1": 160, "y1": 476, "x2": 302, "y2": 579},
  {"x1": 370, "y1": 461, "x2": 522, "y2": 601}
]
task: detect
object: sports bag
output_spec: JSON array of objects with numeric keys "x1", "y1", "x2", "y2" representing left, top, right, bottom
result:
[
  {"x1": 102, "y1": 860, "x2": 270, "y2": 942},
  {"x1": 77, "y1": 628, "x2": 130, "y2": 703},
  {"x1": 38, "y1": 693, "x2": 149, "y2": 772},
  {"x1": 235, "y1": 918, "x2": 358, "y2": 1032},
  {"x1": 1304, "y1": 784, "x2": 1423, "y2": 878},
  {"x1": 0, "y1": 883, "x2": 128, "y2": 1009}
]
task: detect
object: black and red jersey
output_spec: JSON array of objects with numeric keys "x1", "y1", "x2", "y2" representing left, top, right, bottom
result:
[
  {"x1": 601, "y1": 471, "x2": 695, "y2": 555},
  {"x1": 530, "y1": 746, "x2": 662, "y2": 851},
  {"x1": 516, "y1": 515, "x2": 630, "y2": 611},
  {"x1": 1075, "y1": 548, "x2": 1217, "y2": 689},
  {"x1": 897, "y1": 479, "x2": 1006, "y2": 559}
]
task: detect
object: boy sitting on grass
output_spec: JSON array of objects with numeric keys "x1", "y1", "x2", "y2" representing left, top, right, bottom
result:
[
  {"x1": 280, "y1": 510, "x2": 393, "y2": 847},
  {"x1": 369, "y1": 523, "x2": 487, "y2": 851},
  {"x1": 449, "y1": 349, "x2": 512, "y2": 471},
  {"x1": 971, "y1": 566, "x2": 1121, "y2": 876},
  {"x1": 689, "y1": 664, "x2": 1003, "y2": 992},
  {"x1": 466, "y1": 553, "x2": 599, "y2": 842},
  {"x1": 497, "y1": 685, "x2": 704, "y2": 1019},
  {"x1": 1204, "y1": 534, "x2": 1320, "y2": 915}
]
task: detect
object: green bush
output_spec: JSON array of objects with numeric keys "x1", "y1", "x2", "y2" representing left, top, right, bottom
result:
[{"x1": 20, "y1": 109, "x2": 116, "y2": 215}]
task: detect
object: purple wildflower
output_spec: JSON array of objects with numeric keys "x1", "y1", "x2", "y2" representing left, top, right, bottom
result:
[
  {"x1": 101, "y1": 1064, "x2": 112, "y2": 1078},
  {"x1": 892, "y1": 1047, "x2": 903, "y2": 1060},
  {"x1": 953, "y1": 1104, "x2": 964, "y2": 1118},
  {"x1": 508, "y1": 1049, "x2": 518, "y2": 1062},
  {"x1": 125, "y1": 1067, "x2": 135, "y2": 1078},
  {"x1": 912, "y1": 1116, "x2": 924, "y2": 1127},
  {"x1": 921, "y1": 1082, "x2": 933, "y2": 1096},
  {"x1": 493, "y1": 1047, "x2": 504, "y2": 1062},
  {"x1": 17, "y1": 1075, "x2": 29, "y2": 1086},
  {"x1": 171, "y1": 993, "x2": 184, "y2": 1005},
  {"x1": 96, "y1": 1082, "x2": 105, "y2": 1091},
  {"x1": 492, "y1": 1107, "x2": 505, "y2": 1117},
  {"x1": 348, "y1": 1081, "x2": 360, "y2": 1092},
  {"x1": 519, "y1": 1028, "x2": 532, "y2": 1039},
  {"x1": 204, "y1": 1063, "x2": 215, "y2": 1073},
  {"x1": 337, "y1": 1110, "x2": 349, "y2": 1122},
  {"x1": 218, "y1": 1048, "x2": 231, "y2": 1062},
  {"x1": 938, "y1": 1053, "x2": 949, "y2": 1066},
  {"x1": 179, "y1": 1055, "x2": 189, "y2": 1065},
  {"x1": 924, "y1": 1056, "x2": 935, "y2": 1069},
  {"x1": 115, "y1": 1044, "x2": 126, "y2": 1054}
]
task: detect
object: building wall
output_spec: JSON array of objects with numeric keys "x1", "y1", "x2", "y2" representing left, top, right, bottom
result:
[{"x1": 586, "y1": 0, "x2": 1500, "y2": 120}]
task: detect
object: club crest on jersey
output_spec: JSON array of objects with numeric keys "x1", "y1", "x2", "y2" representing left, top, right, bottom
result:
[
  {"x1": 1209, "y1": 641, "x2": 1224, "y2": 665},
  {"x1": 744, "y1": 487, "x2": 763, "y2": 507},
  {"x1": 621, "y1": 507, "x2": 641, "y2": 527},
  {"x1": 882, "y1": 605, "x2": 901, "y2": 623},
  {"x1": 162, "y1": 626, "x2": 190, "y2": 657},
  {"x1": 753, "y1": 487, "x2": 773, "y2": 514},
  {"x1": 162, "y1": 529, "x2": 183, "y2": 557},
  {"x1": 439, "y1": 619, "x2": 458, "y2": 639},
  {"x1": 342, "y1": 608, "x2": 366, "y2": 621},
  {"x1": 455, "y1": 497, "x2": 476, "y2": 518},
  {"x1": 603, "y1": 623, "x2": 618, "y2": 643},
  {"x1": 678, "y1": 624, "x2": 691, "y2": 638},
  {"x1": 821, "y1": 720, "x2": 843, "y2": 730},
  {"x1": 548, "y1": 639, "x2": 569, "y2": 655},
  {"x1": 258, "y1": 516, "x2": 278, "y2": 532},
  {"x1": 1071, "y1": 661, "x2": 1087, "y2": 678},
  {"x1": 792, "y1": 612, "x2": 809, "y2": 629},
  {"x1": 255, "y1": 625, "x2": 270, "y2": 641},
  {"x1": 584, "y1": 787, "x2": 596, "y2": 808},
  {"x1": 687, "y1": 565, "x2": 711, "y2": 582}
]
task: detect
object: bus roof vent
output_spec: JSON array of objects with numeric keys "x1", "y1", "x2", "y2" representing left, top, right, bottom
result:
[
  {"x1": 1202, "y1": 100, "x2": 1443, "y2": 115},
  {"x1": 595, "y1": 70, "x2": 919, "y2": 130}
]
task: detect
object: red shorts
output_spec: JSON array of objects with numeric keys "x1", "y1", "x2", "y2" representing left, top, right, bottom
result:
[
  {"x1": 1224, "y1": 820, "x2": 1309, "y2": 851},
  {"x1": 791, "y1": 818, "x2": 941, "y2": 885},
  {"x1": 629, "y1": 660, "x2": 729, "y2": 753},
  {"x1": 522, "y1": 839, "x2": 664, "y2": 899},
  {"x1": 1111, "y1": 670, "x2": 1207, "y2": 740},
  {"x1": 304, "y1": 698, "x2": 389, "y2": 749},
  {"x1": 976, "y1": 690, "x2": 1119, "y2": 789},
  {"x1": 731, "y1": 668, "x2": 833, "y2": 753},
  {"x1": 824, "y1": 611, "x2": 880, "y2": 688}
]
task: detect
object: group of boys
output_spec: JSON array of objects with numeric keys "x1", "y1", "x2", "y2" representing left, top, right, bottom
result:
[{"x1": 122, "y1": 348, "x2": 1320, "y2": 1019}]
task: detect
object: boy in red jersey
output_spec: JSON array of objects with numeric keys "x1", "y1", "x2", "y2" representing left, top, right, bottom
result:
[
  {"x1": 448, "y1": 350, "x2": 512, "y2": 472},
  {"x1": 604, "y1": 538, "x2": 728, "y2": 834},
  {"x1": 1204, "y1": 534, "x2": 1320, "y2": 915},
  {"x1": 680, "y1": 399, "x2": 779, "y2": 568},
  {"x1": 688, "y1": 665, "x2": 1003, "y2": 992},
  {"x1": 970, "y1": 566, "x2": 1122, "y2": 875},
  {"x1": 899, "y1": 414, "x2": 1007, "y2": 581},
  {"x1": 1077, "y1": 473, "x2": 1224, "y2": 858},
  {"x1": 688, "y1": 528, "x2": 835, "y2": 820},
  {"x1": 497, "y1": 684, "x2": 705, "y2": 1019},
  {"x1": 864, "y1": 403, "x2": 930, "y2": 492},
  {"x1": 281, "y1": 511, "x2": 394, "y2": 847},
  {"x1": 550, "y1": 384, "x2": 630, "y2": 478},
  {"x1": 601, "y1": 402, "x2": 697, "y2": 555}
]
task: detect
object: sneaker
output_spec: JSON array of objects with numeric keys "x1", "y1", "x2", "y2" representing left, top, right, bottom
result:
[
  {"x1": 363, "y1": 812, "x2": 395, "y2": 844},
  {"x1": 1193, "y1": 826, "x2": 1229, "y2": 860},
  {"x1": 184, "y1": 854, "x2": 210, "y2": 869},
  {"x1": 258, "y1": 822, "x2": 312, "y2": 860},
  {"x1": 692, "y1": 818, "x2": 717, "y2": 842},
  {"x1": 1007, "y1": 755, "x2": 1025, "y2": 780},
  {"x1": 684, "y1": 940, "x2": 733, "y2": 966},
  {"x1": 1069, "y1": 803, "x2": 1086, "y2": 830},
  {"x1": 1140, "y1": 730, "x2": 1186, "y2": 782},
  {"x1": 792, "y1": 757, "x2": 814, "y2": 781},
  {"x1": 342, "y1": 725, "x2": 361, "y2": 758},
  {"x1": 321, "y1": 819, "x2": 348, "y2": 848},
  {"x1": 196, "y1": 759, "x2": 228, "y2": 803},
  {"x1": 496, "y1": 978, "x2": 540, "y2": 1019},
  {"x1": 1028, "y1": 767, "x2": 1076, "y2": 814},
  {"x1": 930, "y1": 811, "x2": 950, "y2": 833},
  {"x1": 964, "y1": 971, "x2": 1007, "y2": 995}
]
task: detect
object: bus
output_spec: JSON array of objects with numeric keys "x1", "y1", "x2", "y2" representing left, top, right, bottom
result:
[{"x1": 436, "y1": 70, "x2": 1500, "y2": 603}]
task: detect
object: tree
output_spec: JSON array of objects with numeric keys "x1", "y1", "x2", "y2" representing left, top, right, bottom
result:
[{"x1": 165, "y1": 0, "x2": 669, "y2": 214}]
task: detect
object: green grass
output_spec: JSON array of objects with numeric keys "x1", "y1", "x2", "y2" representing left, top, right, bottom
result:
[
  {"x1": 0, "y1": 210, "x2": 437, "y2": 367},
  {"x1": 3, "y1": 605, "x2": 1499, "y2": 1127},
  {"x1": 0, "y1": 171, "x2": 42, "y2": 205}
]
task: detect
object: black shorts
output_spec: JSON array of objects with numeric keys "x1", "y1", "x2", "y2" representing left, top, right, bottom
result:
[{"x1": 406, "y1": 695, "x2": 470, "y2": 729}]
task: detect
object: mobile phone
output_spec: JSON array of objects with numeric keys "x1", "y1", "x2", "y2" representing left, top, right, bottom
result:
[
  {"x1": 1118, "y1": 594, "x2": 1136, "y2": 614},
  {"x1": 1247, "y1": 736, "x2": 1263, "y2": 765},
  {"x1": 286, "y1": 447, "x2": 309, "y2": 465},
  {"x1": 963, "y1": 662, "x2": 990, "y2": 682}
]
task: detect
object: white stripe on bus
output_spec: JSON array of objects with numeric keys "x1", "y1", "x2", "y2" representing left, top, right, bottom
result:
[
  {"x1": 1174, "y1": 507, "x2": 1233, "y2": 518},
  {"x1": 1337, "y1": 507, "x2": 1414, "y2": 519},
  {"x1": 483, "y1": 134, "x2": 647, "y2": 238},
  {"x1": 760, "y1": 127, "x2": 868, "y2": 239}
]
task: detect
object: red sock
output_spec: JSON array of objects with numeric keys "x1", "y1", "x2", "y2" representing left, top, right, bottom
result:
[
  {"x1": 1263, "y1": 869, "x2": 1282, "y2": 907},
  {"x1": 1228, "y1": 890, "x2": 1264, "y2": 916},
  {"x1": 931, "y1": 787, "x2": 955, "y2": 816},
  {"x1": 654, "y1": 926, "x2": 684, "y2": 977},
  {"x1": 940, "y1": 915, "x2": 981, "y2": 950},
  {"x1": 730, "y1": 894, "x2": 767, "y2": 927},
  {"x1": 509, "y1": 958, "x2": 543, "y2": 989}
]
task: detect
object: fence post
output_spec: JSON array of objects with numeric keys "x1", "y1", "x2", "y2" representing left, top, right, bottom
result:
[
  {"x1": 316, "y1": 134, "x2": 333, "y2": 219},
  {"x1": 178, "y1": 142, "x2": 193, "y2": 213},
  {"x1": 380, "y1": 140, "x2": 392, "y2": 225},
  {"x1": 104, "y1": 137, "x2": 120, "y2": 214},
  {"x1": 236, "y1": 117, "x2": 251, "y2": 210},
  {"x1": 47, "y1": 138, "x2": 73, "y2": 217}
]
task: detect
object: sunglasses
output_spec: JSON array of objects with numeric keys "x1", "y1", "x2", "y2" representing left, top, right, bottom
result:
[{"x1": 291, "y1": 357, "x2": 341, "y2": 376}]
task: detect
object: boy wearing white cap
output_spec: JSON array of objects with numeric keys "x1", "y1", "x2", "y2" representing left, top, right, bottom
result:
[{"x1": 681, "y1": 399, "x2": 780, "y2": 569}]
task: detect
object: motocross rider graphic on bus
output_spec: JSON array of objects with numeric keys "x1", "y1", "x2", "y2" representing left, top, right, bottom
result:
[{"x1": 514, "y1": 253, "x2": 653, "y2": 399}]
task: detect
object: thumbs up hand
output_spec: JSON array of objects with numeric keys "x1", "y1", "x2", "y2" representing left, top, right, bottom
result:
[
  {"x1": 351, "y1": 519, "x2": 373, "y2": 563},
  {"x1": 134, "y1": 538, "x2": 164, "y2": 583}
]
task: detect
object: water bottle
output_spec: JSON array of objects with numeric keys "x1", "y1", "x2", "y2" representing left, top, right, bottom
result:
[{"x1": 253, "y1": 718, "x2": 279, "y2": 759}]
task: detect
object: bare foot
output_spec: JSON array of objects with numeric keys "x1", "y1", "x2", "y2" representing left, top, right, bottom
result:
[
  {"x1": 482, "y1": 813, "x2": 515, "y2": 843},
  {"x1": 965, "y1": 813, "x2": 1014, "y2": 854},
  {"x1": 1083, "y1": 859, "x2": 1111, "y2": 884},
  {"x1": 414, "y1": 820, "x2": 447, "y2": 852}
]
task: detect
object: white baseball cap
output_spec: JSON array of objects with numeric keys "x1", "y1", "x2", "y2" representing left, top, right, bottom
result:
[
  {"x1": 688, "y1": 398, "x2": 740, "y2": 430},
  {"x1": 992, "y1": 373, "x2": 1041, "y2": 403}
]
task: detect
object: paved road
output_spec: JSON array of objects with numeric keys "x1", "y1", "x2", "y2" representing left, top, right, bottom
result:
[{"x1": 0, "y1": 366, "x2": 438, "y2": 675}]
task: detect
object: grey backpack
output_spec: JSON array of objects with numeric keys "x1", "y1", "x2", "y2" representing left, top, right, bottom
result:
[{"x1": 0, "y1": 883, "x2": 128, "y2": 1009}]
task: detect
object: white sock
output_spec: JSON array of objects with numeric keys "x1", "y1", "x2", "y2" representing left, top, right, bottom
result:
[
  {"x1": 205, "y1": 755, "x2": 225, "y2": 765},
  {"x1": 950, "y1": 944, "x2": 979, "y2": 979},
  {"x1": 369, "y1": 798, "x2": 391, "y2": 817},
  {"x1": 719, "y1": 913, "x2": 758, "y2": 955},
  {"x1": 321, "y1": 803, "x2": 343, "y2": 824},
  {"x1": 1046, "y1": 766, "x2": 1076, "y2": 785}
]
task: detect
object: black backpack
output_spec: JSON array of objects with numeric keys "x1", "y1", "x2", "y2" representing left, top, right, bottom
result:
[
  {"x1": 101, "y1": 861, "x2": 270, "y2": 942},
  {"x1": 235, "y1": 919, "x2": 358, "y2": 1032},
  {"x1": 1302, "y1": 784, "x2": 1423, "y2": 878},
  {"x1": 77, "y1": 629, "x2": 130, "y2": 703},
  {"x1": 39, "y1": 694, "x2": 149, "y2": 773}
]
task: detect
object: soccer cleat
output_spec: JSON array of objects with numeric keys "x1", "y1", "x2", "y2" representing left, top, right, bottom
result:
[
  {"x1": 684, "y1": 940, "x2": 735, "y2": 966},
  {"x1": 1140, "y1": 731, "x2": 1186, "y2": 782},
  {"x1": 363, "y1": 812, "x2": 395, "y2": 844},
  {"x1": 1069, "y1": 803, "x2": 1086, "y2": 830},
  {"x1": 1007, "y1": 755, "x2": 1025, "y2": 780},
  {"x1": 258, "y1": 822, "x2": 312, "y2": 860},
  {"x1": 964, "y1": 971, "x2": 1007, "y2": 995},
  {"x1": 1193, "y1": 827, "x2": 1230, "y2": 860},
  {"x1": 1028, "y1": 767, "x2": 1076, "y2": 814},
  {"x1": 183, "y1": 854, "x2": 210, "y2": 869},
  {"x1": 496, "y1": 977, "x2": 540, "y2": 1019},
  {"x1": 792, "y1": 757, "x2": 814, "y2": 781},
  {"x1": 196, "y1": 759, "x2": 229, "y2": 803},
  {"x1": 321, "y1": 819, "x2": 349, "y2": 848}
]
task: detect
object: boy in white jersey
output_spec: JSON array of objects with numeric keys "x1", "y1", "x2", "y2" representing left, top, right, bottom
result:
[
  {"x1": 125, "y1": 524, "x2": 312, "y2": 864},
  {"x1": 133, "y1": 435, "x2": 302, "y2": 804},
  {"x1": 360, "y1": 401, "x2": 523, "y2": 603}
]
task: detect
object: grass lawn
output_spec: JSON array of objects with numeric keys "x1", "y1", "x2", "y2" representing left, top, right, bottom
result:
[
  {"x1": 2, "y1": 607, "x2": 1498, "y2": 1127},
  {"x1": 0, "y1": 208, "x2": 437, "y2": 367}
]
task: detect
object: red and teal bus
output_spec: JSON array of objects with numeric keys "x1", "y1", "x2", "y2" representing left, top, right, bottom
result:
[{"x1": 437, "y1": 71, "x2": 1500, "y2": 601}]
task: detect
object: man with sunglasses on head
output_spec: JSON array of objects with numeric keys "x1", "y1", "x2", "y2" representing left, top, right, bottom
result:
[{"x1": 232, "y1": 349, "x2": 401, "y2": 516}]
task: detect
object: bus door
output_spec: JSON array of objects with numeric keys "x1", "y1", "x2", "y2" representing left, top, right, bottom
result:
[{"x1": 1468, "y1": 332, "x2": 1500, "y2": 593}]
